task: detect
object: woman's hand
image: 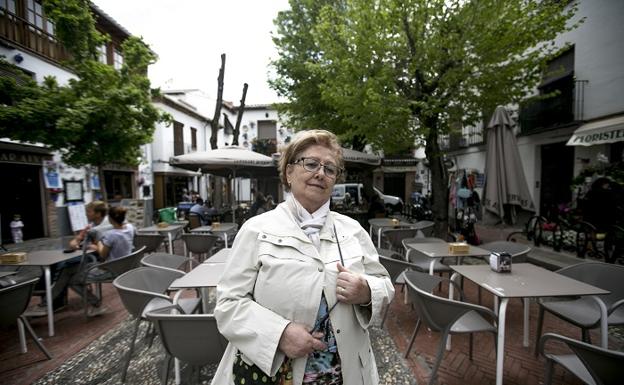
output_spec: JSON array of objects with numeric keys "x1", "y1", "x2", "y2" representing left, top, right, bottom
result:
[
  {"x1": 278, "y1": 322, "x2": 326, "y2": 358},
  {"x1": 336, "y1": 263, "x2": 371, "y2": 305}
]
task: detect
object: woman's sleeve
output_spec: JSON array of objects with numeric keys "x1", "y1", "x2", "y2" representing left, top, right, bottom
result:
[
  {"x1": 353, "y1": 226, "x2": 395, "y2": 329},
  {"x1": 213, "y1": 221, "x2": 291, "y2": 377}
]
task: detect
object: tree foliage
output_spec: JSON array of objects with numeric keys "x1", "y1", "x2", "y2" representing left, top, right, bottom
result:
[
  {"x1": 0, "y1": 0, "x2": 166, "y2": 171},
  {"x1": 271, "y1": 0, "x2": 579, "y2": 234}
]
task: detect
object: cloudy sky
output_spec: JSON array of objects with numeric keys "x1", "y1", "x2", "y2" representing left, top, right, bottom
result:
[{"x1": 92, "y1": 0, "x2": 291, "y2": 105}]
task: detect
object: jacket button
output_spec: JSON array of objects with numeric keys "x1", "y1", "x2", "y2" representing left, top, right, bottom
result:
[
  {"x1": 336, "y1": 329, "x2": 341, "y2": 333},
  {"x1": 262, "y1": 235, "x2": 266, "y2": 239},
  {"x1": 278, "y1": 239, "x2": 282, "y2": 243},
  {"x1": 318, "y1": 267, "x2": 323, "y2": 272}
]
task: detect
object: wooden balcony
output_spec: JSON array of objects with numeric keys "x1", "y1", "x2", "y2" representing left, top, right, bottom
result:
[{"x1": 0, "y1": 11, "x2": 70, "y2": 64}]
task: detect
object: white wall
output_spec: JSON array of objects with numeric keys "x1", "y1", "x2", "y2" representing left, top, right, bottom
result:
[
  {"x1": 552, "y1": 0, "x2": 624, "y2": 119},
  {"x1": 0, "y1": 47, "x2": 76, "y2": 85}
]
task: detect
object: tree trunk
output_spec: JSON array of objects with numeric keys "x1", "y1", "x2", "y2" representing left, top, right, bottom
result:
[
  {"x1": 424, "y1": 121, "x2": 449, "y2": 239},
  {"x1": 210, "y1": 53, "x2": 226, "y2": 150},
  {"x1": 98, "y1": 166, "x2": 108, "y2": 203},
  {"x1": 232, "y1": 83, "x2": 248, "y2": 146}
]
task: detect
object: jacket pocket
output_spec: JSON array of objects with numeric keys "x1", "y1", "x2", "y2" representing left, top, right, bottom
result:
[{"x1": 358, "y1": 343, "x2": 376, "y2": 385}]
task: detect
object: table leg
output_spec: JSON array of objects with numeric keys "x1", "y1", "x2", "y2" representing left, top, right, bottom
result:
[
  {"x1": 224, "y1": 234, "x2": 228, "y2": 248},
  {"x1": 523, "y1": 298, "x2": 530, "y2": 347},
  {"x1": 429, "y1": 260, "x2": 435, "y2": 275},
  {"x1": 446, "y1": 272, "x2": 460, "y2": 350},
  {"x1": 377, "y1": 228, "x2": 382, "y2": 248},
  {"x1": 17, "y1": 318, "x2": 27, "y2": 353},
  {"x1": 369, "y1": 224, "x2": 373, "y2": 239},
  {"x1": 44, "y1": 266, "x2": 54, "y2": 336},
  {"x1": 167, "y1": 233, "x2": 173, "y2": 254},
  {"x1": 590, "y1": 296, "x2": 609, "y2": 348},
  {"x1": 496, "y1": 298, "x2": 509, "y2": 385}
]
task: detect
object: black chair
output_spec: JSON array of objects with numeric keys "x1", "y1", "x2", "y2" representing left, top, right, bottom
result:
[
  {"x1": 113, "y1": 267, "x2": 200, "y2": 383},
  {"x1": 403, "y1": 270, "x2": 497, "y2": 385},
  {"x1": 133, "y1": 233, "x2": 166, "y2": 254},
  {"x1": 72, "y1": 246, "x2": 147, "y2": 317},
  {"x1": 146, "y1": 306, "x2": 228, "y2": 385},
  {"x1": 181, "y1": 233, "x2": 220, "y2": 262},
  {"x1": 534, "y1": 262, "x2": 624, "y2": 354},
  {"x1": 539, "y1": 332, "x2": 624, "y2": 385},
  {"x1": 0, "y1": 277, "x2": 52, "y2": 359},
  {"x1": 140, "y1": 252, "x2": 199, "y2": 273}
]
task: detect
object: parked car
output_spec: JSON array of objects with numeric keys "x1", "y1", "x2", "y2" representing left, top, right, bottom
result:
[{"x1": 332, "y1": 183, "x2": 403, "y2": 212}]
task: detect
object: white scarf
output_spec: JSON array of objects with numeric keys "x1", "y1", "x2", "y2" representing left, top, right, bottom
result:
[{"x1": 285, "y1": 194, "x2": 330, "y2": 250}]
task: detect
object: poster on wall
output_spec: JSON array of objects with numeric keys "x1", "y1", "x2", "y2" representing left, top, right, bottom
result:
[
  {"x1": 43, "y1": 160, "x2": 62, "y2": 189},
  {"x1": 90, "y1": 174, "x2": 100, "y2": 190},
  {"x1": 63, "y1": 180, "x2": 84, "y2": 202}
]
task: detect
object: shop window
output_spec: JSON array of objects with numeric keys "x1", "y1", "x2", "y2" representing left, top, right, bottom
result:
[
  {"x1": 104, "y1": 171, "x2": 133, "y2": 201},
  {"x1": 173, "y1": 121, "x2": 184, "y2": 155},
  {"x1": 113, "y1": 49, "x2": 123, "y2": 70},
  {"x1": 191, "y1": 127, "x2": 197, "y2": 151}
]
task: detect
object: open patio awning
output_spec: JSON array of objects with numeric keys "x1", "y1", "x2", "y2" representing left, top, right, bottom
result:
[{"x1": 566, "y1": 115, "x2": 624, "y2": 146}]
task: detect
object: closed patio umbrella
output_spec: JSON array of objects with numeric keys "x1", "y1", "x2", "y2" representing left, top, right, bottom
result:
[
  {"x1": 483, "y1": 106, "x2": 535, "y2": 224},
  {"x1": 169, "y1": 146, "x2": 276, "y2": 222}
]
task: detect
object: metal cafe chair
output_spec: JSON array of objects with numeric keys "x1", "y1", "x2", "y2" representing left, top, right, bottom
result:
[
  {"x1": 539, "y1": 332, "x2": 624, "y2": 385},
  {"x1": 0, "y1": 277, "x2": 52, "y2": 359},
  {"x1": 403, "y1": 270, "x2": 497, "y2": 385},
  {"x1": 146, "y1": 306, "x2": 228, "y2": 385},
  {"x1": 113, "y1": 267, "x2": 200, "y2": 383},
  {"x1": 534, "y1": 262, "x2": 624, "y2": 354},
  {"x1": 140, "y1": 252, "x2": 200, "y2": 273}
]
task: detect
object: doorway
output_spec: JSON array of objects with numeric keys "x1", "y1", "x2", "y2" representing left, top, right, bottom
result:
[
  {"x1": 540, "y1": 142, "x2": 574, "y2": 216},
  {"x1": 0, "y1": 163, "x2": 45, "y2": 243},
  {"x1": 383, "y1": 173, "x2": 406, "y2": 202}
]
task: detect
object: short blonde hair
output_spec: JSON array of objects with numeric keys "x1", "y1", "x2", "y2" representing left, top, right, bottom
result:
[{"x1": 278, "y1": 129, "x2": 344, "y2": 191}]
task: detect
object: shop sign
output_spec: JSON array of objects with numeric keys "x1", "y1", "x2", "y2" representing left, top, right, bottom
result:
[{"x1": 0, "y1": 150, "x2": 48, "y2": 165}]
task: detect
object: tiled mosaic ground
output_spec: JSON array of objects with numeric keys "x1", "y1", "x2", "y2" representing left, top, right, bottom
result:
[{"x1": 33, "y1": 317, "x2": 416, "y2": 385}]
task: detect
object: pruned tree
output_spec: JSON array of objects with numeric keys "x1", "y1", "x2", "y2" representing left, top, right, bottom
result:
[
  {"x1": 232, "y1": 83, "x2": 248, "y2": 146},
  {"x1": 210, "y1": 53, "x2": 226, "y2": 150},
  {"x1": 271, "y1": 0, "x2": 579, "y2": 236},
  {"x1": 0, "y1": 0, "x2": 168, "y2": 201}
]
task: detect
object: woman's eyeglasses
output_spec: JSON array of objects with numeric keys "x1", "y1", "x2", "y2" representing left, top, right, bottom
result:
[{"x1": 293, "y1": 157, "x2": 342, "y2": 179}]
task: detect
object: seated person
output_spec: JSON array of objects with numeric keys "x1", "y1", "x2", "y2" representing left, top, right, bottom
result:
[
  {"x1": 249, "y1": 192, "x2": 267, "y2": 217},
  {"x1": 69, "y1": 200, "x2": 113, "y2": 251},
  {"x1": 33, "y1": 201, "x2": 111, "y2": 313},
  {"x1": 190, "y1": 197, "x2": 211, "y2": 225},
  {"x1": 96, "y1": 206, "x2": 136, "y2": 261},
  {"x1": 71, "y1": 206, "x2": 135, "y2": 316}
]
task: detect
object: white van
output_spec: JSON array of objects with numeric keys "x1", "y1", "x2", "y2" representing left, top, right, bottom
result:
[{"x1": 331, "y1": 183, "x2": 403, "y2": 212}]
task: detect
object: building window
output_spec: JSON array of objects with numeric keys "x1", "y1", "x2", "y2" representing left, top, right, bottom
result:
[
  {"x1": 26, "y1": 0, "x2": 54, "y2": 35},
  {"x1": 113, "y1": 49, "x2": 123, "y2": 70},
  {"x1": 191, "y1": 127, "x2": 197, "y2": 151},
  {"x1": 173, "y1": 121, "x2": 184, "y2": 156},
  {"x1": 97, "y1": 44, "x2": 107, "y2": 64},
  {"x1": 0, "y1": 0, "x2": 16, "y2": 14},
  {"x1": 257, "y1": 120, "x2": 276, "y2": 140}
]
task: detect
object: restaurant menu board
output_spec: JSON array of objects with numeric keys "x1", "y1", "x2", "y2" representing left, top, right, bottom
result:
[{"x1": 68, "y1": 204, "x2": 88, "y2": 232}]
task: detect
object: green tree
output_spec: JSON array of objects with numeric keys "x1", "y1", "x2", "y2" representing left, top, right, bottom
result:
[
  {"x1": 0, "y1": 0, "x2": 167, "y2": 200},
  {"x1": 271, "y1": 0, "x2": 579, "y2": 235}
]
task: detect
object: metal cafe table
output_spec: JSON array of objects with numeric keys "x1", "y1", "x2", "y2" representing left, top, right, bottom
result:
[
  {"x1": 368, "y1": 218, "x2": 414, "y2": 247},
  {"x1": 205, "y1": 247, "x2": 231, "y2": 264},
  {"x1": 0, "y1": 249, "x2": 82, "y2": 336},
  {"x1": 191, "y1": 222, "x2": 238, "y2": 248},
  {"x1": 404, "y1": 242, "x2": 491, "y2": 274},
  {"x1": 137, "y1": 222, "x2": 186, "y2": 254},
  {"x1": 449, "y1": 263, "x2": 609, "y2": 385}
]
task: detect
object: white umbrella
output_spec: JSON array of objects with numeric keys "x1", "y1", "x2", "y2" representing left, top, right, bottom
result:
[
  {"x1": 483, "y1": 106, "x2": 535, "y2": 224},
  {"x1": 170, "y1": 146, "x2": 276, "y2": 222}
]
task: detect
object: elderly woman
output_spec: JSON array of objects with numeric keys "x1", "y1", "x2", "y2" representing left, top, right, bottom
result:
[{"x1": 212, "y1": 130, "x2": 394, "y2": 385}]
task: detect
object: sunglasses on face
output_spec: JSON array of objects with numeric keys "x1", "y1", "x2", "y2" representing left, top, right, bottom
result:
[{"x1": 292, "y1": 157, "x2": 342, "y2": 179}]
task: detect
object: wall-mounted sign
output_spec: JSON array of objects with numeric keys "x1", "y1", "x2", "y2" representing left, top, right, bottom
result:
[{"x1": 63, "y1": 180, "x2": 84, "y2": 202}]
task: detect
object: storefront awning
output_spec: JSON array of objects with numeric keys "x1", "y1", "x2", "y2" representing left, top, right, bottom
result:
[{"x1": 566, "y1": 115, "x2": 624, "y2": 146}]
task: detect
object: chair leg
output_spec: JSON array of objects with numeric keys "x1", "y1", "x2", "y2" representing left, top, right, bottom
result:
[
  {"x1": 380, "y1": 303, "x2": 390, "y2": 328},
  {"x1": 161, "y1": 355, "x2": 172, "y2": 385},
  {"x1": 405, "y1": 318, "x2": 421, "y2": 358},
  {"x1": 478, "y1": 286, "x2": 482, "y2": 305},
  {"x1": 581, "y1": 328, "x2": 591, "y2": 344},
  {"x1": 469, "y1": 333, "x2": 474, "y2": 360},
  {"x1": 543, "y1": 359, "x2": 554, "y2": 385},
  {"x1": 429, "y1": 330, "x2": 451, "y2": 385},
  {"x1": 534, "y1": 306, "x2": 545, "y2": 357},
  {"x1": 121, "y1": 317, "x2": 142, "y2": 383},
  {"x1": 19, "y1": 316, "x2": 52, "y2": 359}
]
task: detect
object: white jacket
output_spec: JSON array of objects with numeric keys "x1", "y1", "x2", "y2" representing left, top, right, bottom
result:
[{"x1": 211, "y1": 202, "x2": 394, "y2": 385}]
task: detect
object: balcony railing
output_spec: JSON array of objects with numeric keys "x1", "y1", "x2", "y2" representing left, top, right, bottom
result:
[
  {"x1": 0, "y1": 10, "x2": 70, "y2": 64},
  {"x1": 519, "y1": 79, "x2": 587, "y2": 134}
]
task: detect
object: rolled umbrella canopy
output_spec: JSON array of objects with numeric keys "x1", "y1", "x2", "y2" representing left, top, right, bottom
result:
[
  {"x1": 169, "y1": 146, "x2": 277, "y2": 222},
  {"x1": 483, "y1": 106, "x2": 535, "y2": 224}
]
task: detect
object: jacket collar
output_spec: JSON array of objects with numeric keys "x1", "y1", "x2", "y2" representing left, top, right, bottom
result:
[{"x1": 262, "y1": 203, "x2": 338, "y2": 244}]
